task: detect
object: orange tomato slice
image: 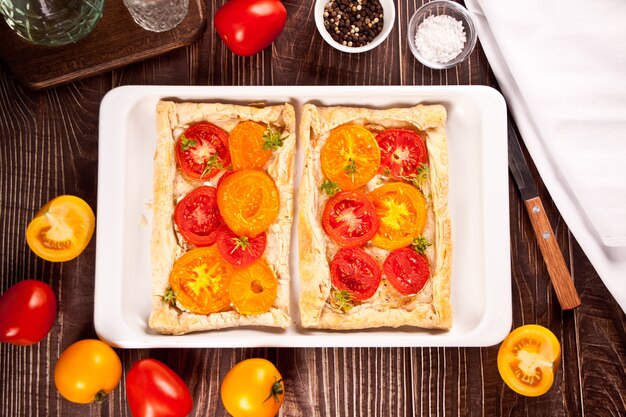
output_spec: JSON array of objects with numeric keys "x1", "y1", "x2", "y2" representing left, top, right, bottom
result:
[
  {"x1": 367, "y1": 182, "x2": 427, "y2": 250},
  {"x1": 169, "y1": 246, "x2": 232, "y2": 314},
  {"x1": 229, "y1": 121, "x2": 272, "y2": 171},
  {"x1": 217, "y1": 170, "x2": 279, "y2": 238},
  {"x1": 497, "y1": 324, "x2": 561, "y2": 397},
  {"x1": 229, "y1": 259, "x2": 278, "y2": 315},
  {"x1": 320, "y1": 124, "x2": 381, "y2": 191},
  {"x1": 26, "y1": 195, "x2": 95, "y2": 262}
]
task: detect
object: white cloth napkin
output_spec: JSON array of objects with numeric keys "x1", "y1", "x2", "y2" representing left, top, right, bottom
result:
[{"x1": 464, "y1": 0, "x2": 626, "y2": 311}]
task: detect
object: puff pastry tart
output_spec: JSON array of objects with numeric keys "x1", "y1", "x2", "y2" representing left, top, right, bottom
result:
[
  {"x1": 149, "y1": 101, "x2": 295, "y2": 335},
  {"x1": 298, "y1": 103, "x2": 452, "y2": 330}
]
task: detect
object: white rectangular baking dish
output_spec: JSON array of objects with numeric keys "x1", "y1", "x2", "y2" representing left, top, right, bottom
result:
[{"x1": 94, "y1": 85, "x2": 511, "y2": 348}]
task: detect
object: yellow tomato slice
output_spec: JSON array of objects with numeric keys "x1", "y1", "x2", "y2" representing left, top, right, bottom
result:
[
  {"x1": 229, "y1": 121, "x2": 272, "y2": 171},
  {"x1": 229, "y1": 259, "x2": 278, "y2": 315},
  {"x1": 367, "y1": 182, "x2": 427, "y2": 250},
  {"x1": 321, "y1": 124, "x2": 381, "y2": 191},
  {"x1": 169, "y1": 246, "x2": 232, "y2": 314},
  {"x1": 25, "y1": 195, "x2": 95, "y2": 262},
  {"x1": 217, "y1": 170, "x2": 279, "y2": 238},
  {"x1": 497, "y1": 324, "x2": 561, "y2": 397}
]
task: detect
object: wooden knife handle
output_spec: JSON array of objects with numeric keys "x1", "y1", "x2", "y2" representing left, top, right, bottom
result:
[{"x1": 524, "y1": 196, "x2": 581, "y2": 310}]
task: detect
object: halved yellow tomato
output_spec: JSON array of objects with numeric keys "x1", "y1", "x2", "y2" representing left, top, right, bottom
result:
[
  {"x1": 26, "y1": 195, "x2": 95, "y2": 262},
  {"x1": 229, "y1": 259, "x2": 278, "y2": 314},
  {"x1": 217, "y1": 170, "x2": 279, "y2": 238},
  {"x1": 169, "y1": 246, "x2": 232, "y2": 314},
  {"x1": 497, "y1": 324, "x2": 561, "y2": 397},
  {"x1": 321, "y1": 124, "x2": 380, "y2": 191},
  {"x1": 229, "y1": 121, "x2": 272, "y2": 170},
  {"x1": 367, "y1": 183, "x2": 427, "y2": 250}
]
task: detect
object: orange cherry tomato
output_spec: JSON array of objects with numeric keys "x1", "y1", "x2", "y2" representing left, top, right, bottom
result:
[
  {"x1": 221, "y1": 358, "x2": 284, "y2": 417},
  {"x1": 367, "y1": 182, "x2": 427, "y2": 250},
  {"x1": 169, "y1": 246, "x2": 232, "y2": 314},
  {"x1": 217, "y1": 170, "x2": 279, "y2": 238},
  {"x1": 54, "y1": 339, "x2": 122, "y2": 404},
  {"x1": 229, "y1": 121, "x2": 272, "y2": 170},
  {"x1": 320, "y1": 124, "x2": 381, "y2": 191},
  {"x1": 229, "y1": 258, "x2": 278, "y2": 314},
  {"x1": 26, "y1": 195, "x2": 95, "y2": 262},
  {"x1": 497, "y1": 324, "x2": 561, "y2": 397}
]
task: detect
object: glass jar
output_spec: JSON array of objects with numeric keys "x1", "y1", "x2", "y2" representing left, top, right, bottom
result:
[{"x1": 0, "y1": 0, "x2": 104, "y2": 46}]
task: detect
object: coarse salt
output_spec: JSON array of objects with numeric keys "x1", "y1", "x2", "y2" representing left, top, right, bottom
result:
[{"x1": 414, "y1": 14, "x2": 466, "y2": 64}]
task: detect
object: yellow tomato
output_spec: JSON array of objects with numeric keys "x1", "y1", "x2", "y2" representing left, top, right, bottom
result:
[
  {"x1": 367, "y1": 182, "x2": 427, "y2": 250},
  {"x1": 221, "y1": 358, "x2": 285, "y2": 417},
  {"x1": 320, "y1": 124, "x2": 381, "y2": 191},
  {"x1": 54, "y1": 339, "x2": 122, "y2": 404},
  {"x1": 26, "y1": 195, "x2": 95, "y2": 262},
  {"x1": 497, "y1": 324, "x2": 561, "y2": 397}
]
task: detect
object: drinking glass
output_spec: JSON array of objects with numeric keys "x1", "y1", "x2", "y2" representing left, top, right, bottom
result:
[
  {"x1": 123, "y1": 0, "x2": 188, "y2": 32},
  {"x1": 0, "y1": 0, "x2": 104, "y2": 46}
]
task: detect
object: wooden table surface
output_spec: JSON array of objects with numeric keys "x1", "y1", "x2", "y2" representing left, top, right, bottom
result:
[{"x1": 1, "y1": 1, "x2": 625, "y2": 416}]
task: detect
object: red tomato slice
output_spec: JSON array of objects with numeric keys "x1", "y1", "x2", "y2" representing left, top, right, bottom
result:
[
  {"x1": 216, "y1": 227, "x2": 267, "y2": 266},
  {"x1": 175, "y1": 123, "x2": 230, "y2": 181},
  {"x1": 322, "y1": 191, "x2": 380, "y2": 248},
  {"x1": 330, "y1": 248, "x2": 381, "y2": 301},
  {"x1": 383, "y1": 248, "x2": 430, "y2": 295},
  {"x1": 174, "y1": 186, "x2": 222, "y2": 246},
  {"x1": 376, "y1": 129, "x2": 427, "y2": 179}
]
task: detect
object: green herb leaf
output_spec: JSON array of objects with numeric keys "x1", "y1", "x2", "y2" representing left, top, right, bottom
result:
[
  {"x1": 411, "y1": 235, "x2": 432, "y2": 255},
  {"x1": 382, "y1": 166, "x2": 392, "y2": 177},
  {"x1": 230, "y1": 236, "x2": 250, "y2": 254},
  {"x1": 262, "y1": 128, "x2": 288, "y2": 151},
  {"x1": 344, "y1": 160, "x2": 357, "y2": 175},
  {"x1": 320, "y1": 179, "x2": 341, "y2": 196},
  {"x1": 405, "y1": 163, "x2": 430, "y2": 189},
  {"x1": 163, "y1": 287, "x2": 177, "y2": 307},
  {"x1": 179, "y1": 134, "x2": 197, "y2": 151},
  {"x1": 201, "y1": 154, "x2": 223, "y2": 178},
  {"x1": 330, "y1": 290, "x2": 354, "y2": 312}
]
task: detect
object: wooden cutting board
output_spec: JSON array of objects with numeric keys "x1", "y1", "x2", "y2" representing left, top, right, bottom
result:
[{"x1": 0, "y1": 0, "x2": 206, "y2": 90}]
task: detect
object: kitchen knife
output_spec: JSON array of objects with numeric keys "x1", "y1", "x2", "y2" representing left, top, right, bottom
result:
[{"x1": 508, "y1": 116, "x2": 581, "y2": 310}]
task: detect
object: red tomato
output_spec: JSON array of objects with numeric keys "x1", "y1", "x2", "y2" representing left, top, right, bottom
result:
[
  {"x1": 176, "y1": 123, "x2": 230, "y2": 181},
  {"x1": 322, "y1": 191, "x2": 380, "y2": 248},
  {"x1": 330, "y1": 248, "x2": 381, "y2": 301},
  {"x1": 214, "y1": 0, "x2": 287, "y2": 56},
  {"x1": 0, "y1": 280, "x2": 57, "y2": 346},
  {"x1": 174, "y1": 186, "x2": 223, "y2": 246},
  {"x1": 383, "y1": 248, "x2": 430, "y2": 295},
  {"x1": 126, "y1": 358, "x2": 193, "y2": 417},
  {"x1": 376, "y1": 129, "x2": 427, "y2": 179},
  {"x1": 216, "y1": 227, "x2": 267, "y2": 266}
]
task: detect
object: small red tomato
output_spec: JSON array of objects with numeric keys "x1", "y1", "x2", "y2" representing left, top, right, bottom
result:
[
  {"x1": 214, "y1": 0, "x2": 288, "y2": 56},
  {"x1": 174, "y1": 186, "x2": 223, "y2": 247},
  {"x1": 0, "y1": 280, "x2": 57, "y2": 346},
  {"x1": 383, "y1": 248, "x2": 430, "y2": 295},
  {"x1": 330, "y1": 248, "x2": 381, "y2": 301},
  {"x1": 322, "y1": 191, "x2": 380, "y2": 248},
  {"x1": 216, "y1": 227, "x2": 267, "y2": 266},
  {"x1": 126, "y1": 358, "x2": 193, "y2": 417}
]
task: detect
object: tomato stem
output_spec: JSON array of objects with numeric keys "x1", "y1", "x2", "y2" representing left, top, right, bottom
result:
[
  {"x1": 94, "y1": 390, "x2": 108, "y2": 402},
  {"x1": 263, "y1": 377, "x2": 284, "y2": 404}
]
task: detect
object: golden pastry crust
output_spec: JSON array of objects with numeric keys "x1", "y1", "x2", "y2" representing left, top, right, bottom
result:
[
  {"x1": 149, "y1": 101, "x2": 296, "y2": 335},
  {"x1": 298, "y1": 103, "x2": 452, "y2": 330}
]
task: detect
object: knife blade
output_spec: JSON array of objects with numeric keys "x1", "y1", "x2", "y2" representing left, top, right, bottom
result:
[{"x1": 508, "y1": 116, "x2": 581, "y2": 310}]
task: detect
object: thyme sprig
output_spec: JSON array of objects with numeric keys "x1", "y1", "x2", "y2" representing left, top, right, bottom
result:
[
  {"x1": 201, "y1": 154, "x2": 223, "y2": 178},
  {"x1": 179, "y1": 134, "x2": 197, "y2": 151},
  {"x1": 330, "y1": 290, "x2": 354, "y2": 313},
  {"x1": 411, "y1": 235, "x2": 432, "y2": 255},
  {"x1": 262, "y1": 128, "x2": 288, "y2": 151},
  {"x1": 320, "y1": 179, "x2": 341, "y2": 197}
]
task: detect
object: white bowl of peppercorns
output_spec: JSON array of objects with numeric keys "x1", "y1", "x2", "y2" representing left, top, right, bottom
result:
[{"x1": 315, "y1": 0, "x2": 395, "y2": 53}]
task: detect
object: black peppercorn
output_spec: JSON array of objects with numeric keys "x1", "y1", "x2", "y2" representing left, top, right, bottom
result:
[{"x1": 322, "y1": 0, "x2": 384, "y2": 48}]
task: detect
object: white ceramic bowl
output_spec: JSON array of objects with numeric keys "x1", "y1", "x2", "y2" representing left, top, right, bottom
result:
[
  {"x1": 407, "y1": 0, "x2": 477, "y2": 69},
  {"x1": 314, "y1": 0, "x2": 396, "y2": 53}
]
